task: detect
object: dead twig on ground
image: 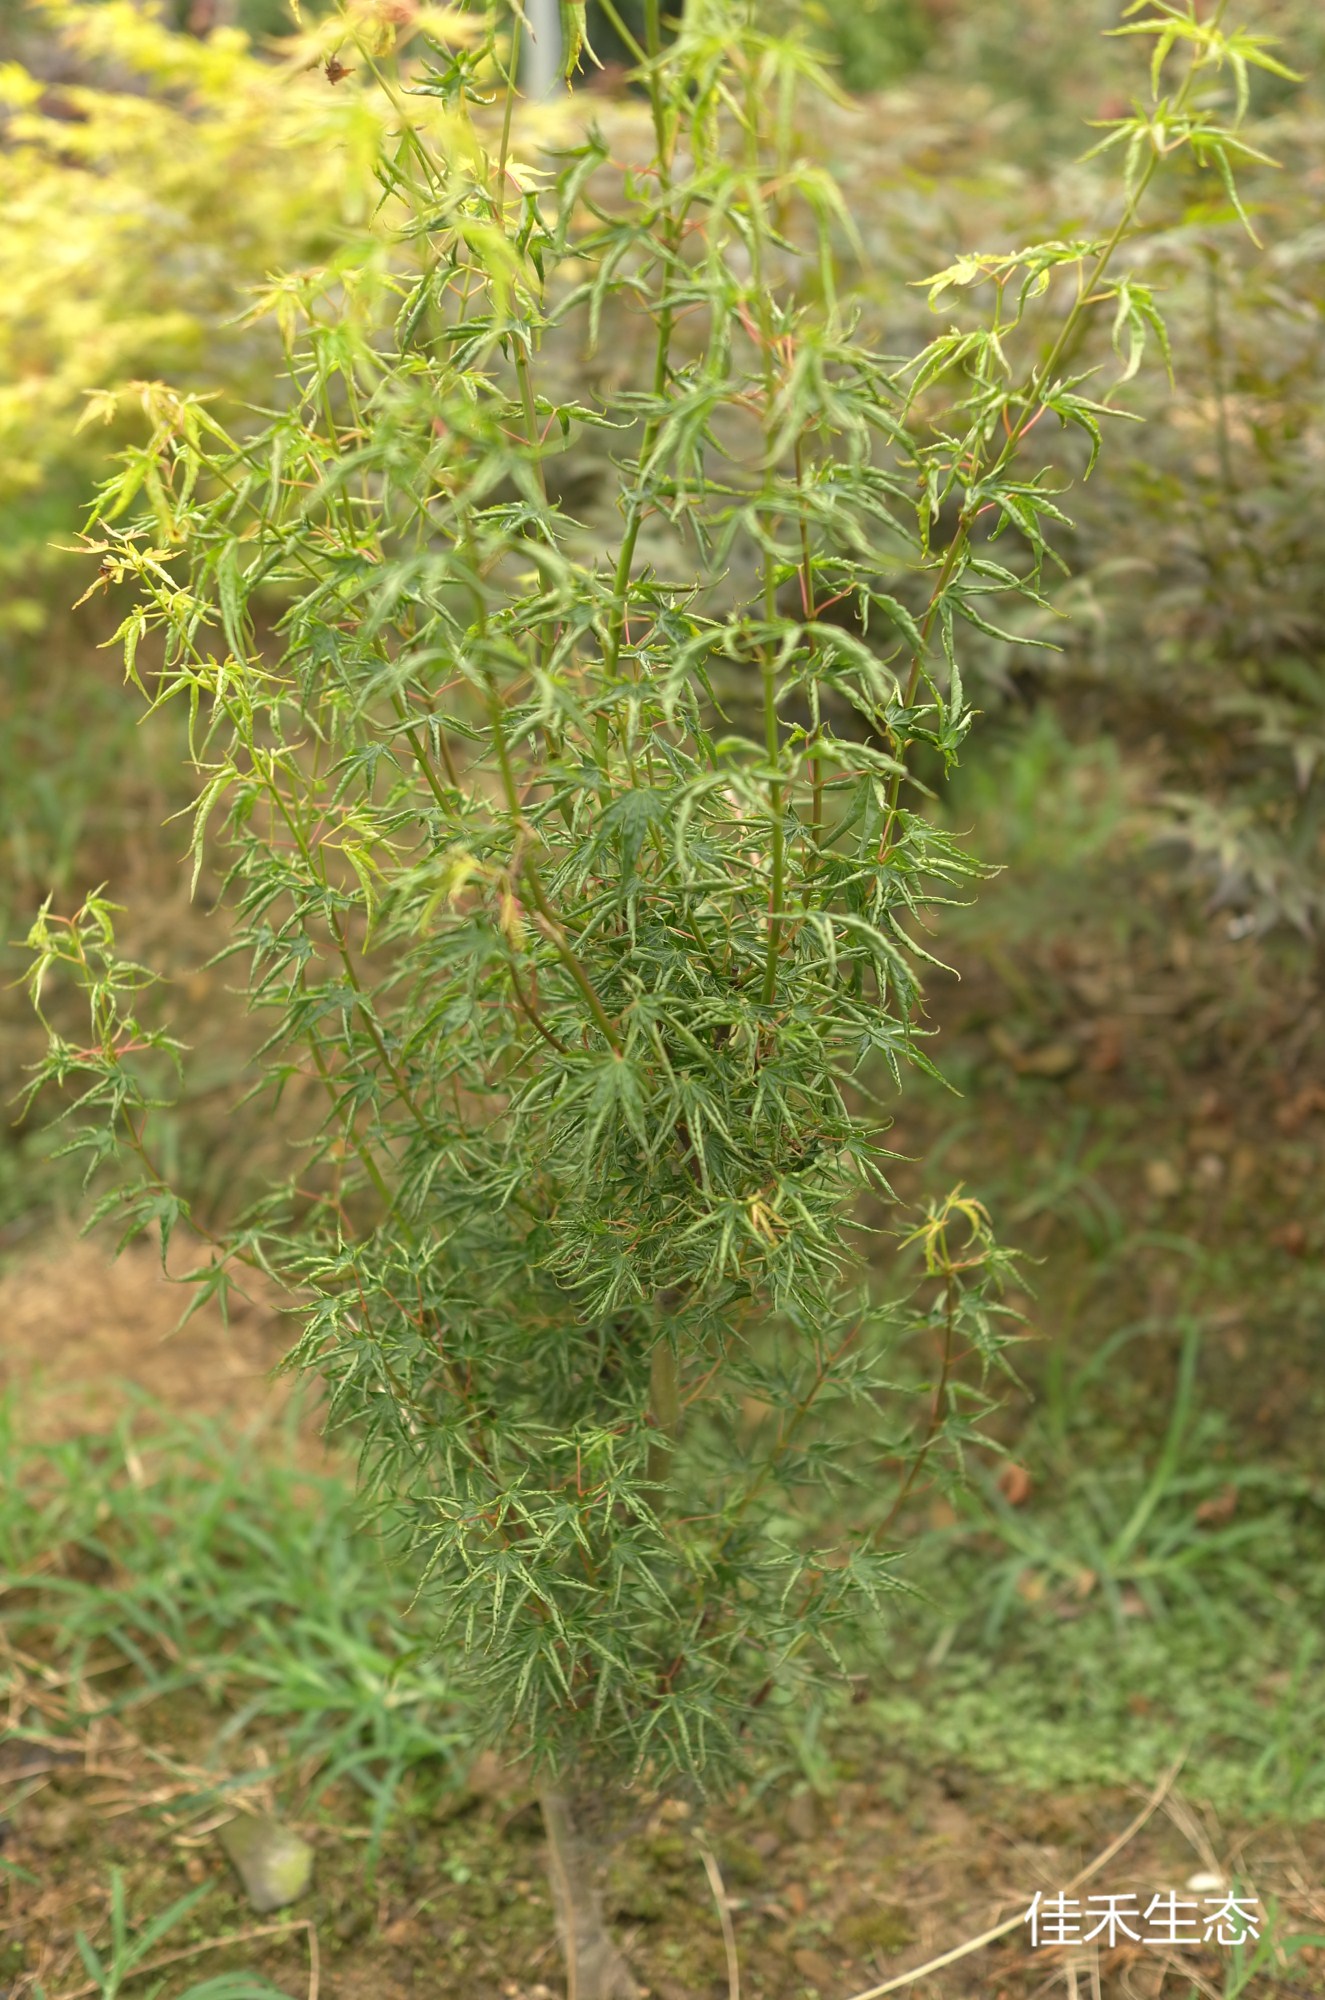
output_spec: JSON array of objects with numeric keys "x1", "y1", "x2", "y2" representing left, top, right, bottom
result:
[{"x1": 695, "y1": 1832, "x2": 740, "y2": 2000}]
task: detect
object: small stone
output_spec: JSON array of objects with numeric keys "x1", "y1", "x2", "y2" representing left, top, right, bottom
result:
[{"x1": 218, "y1": 1815, "x2": 313, "y2": 1913}]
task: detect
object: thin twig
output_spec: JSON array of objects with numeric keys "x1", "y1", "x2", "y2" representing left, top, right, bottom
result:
[
  {"x1": 52, "y1": 1916, "x2": 319, "y2": 2000},
  {"x1": 840, "y1": 1752, "x2": 1186, "y2": 2000},
  {"x1": 696, "y1": 1832, "x2": 740, "y2": 2000}
]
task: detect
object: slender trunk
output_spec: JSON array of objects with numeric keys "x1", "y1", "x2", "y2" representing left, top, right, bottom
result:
[
  {"x1": 539, "y1": 1783, "x2": 640, "y2": 2000},
  {"x1": 521, "y1": 0, "x2": 563, "y2": 101}
]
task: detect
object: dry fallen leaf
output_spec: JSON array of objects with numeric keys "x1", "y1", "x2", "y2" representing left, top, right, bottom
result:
[
  {"x1": 1071, "y1": 970, "x2": 1113, "y2": 1010},
  {"x1": 1196, "y1": 1484, "x2": 1239, "y2": 1527},
  {"x1": 1273, "y1": 1085, "x2": 1325, "y2": 1135},
  {"x1": 997, "y1": 1461, "x2": 1033, "y2": 1506},
  {"x1": 987, "y1": 1023, "x2": 1025, "y2": 1065},
  {"x1": 988, "y1": 1026, "x2": 1082, "y2": 1078},
  {"x1": 793, "y1": 1947, "x2": 839, "y2": 1988},
  {"x1": 1086, "y1": 1020, "x2": 1125, "y2": 1073},
  {"x1": 1019, "y1": 1040, "x2": 1081, "y2": 1079}
]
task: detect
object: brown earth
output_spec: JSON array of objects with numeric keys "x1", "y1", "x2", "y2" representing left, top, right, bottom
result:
[{"x1": 0, "y1": 1230, "x2": 300, "y2": 1441}]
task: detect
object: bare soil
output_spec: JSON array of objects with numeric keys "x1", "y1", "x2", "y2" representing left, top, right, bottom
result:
[{"x1": 0, "y1": 1231, "x2": 302, "y2": 1442}]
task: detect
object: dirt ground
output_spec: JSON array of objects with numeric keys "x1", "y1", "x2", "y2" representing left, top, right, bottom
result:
[
  {"x1": 0, "y1": 1232, "x2": 302, "y2": 1441},
  {"x1": 6, "y1": 1578, "x2": 1325, "y2": 2000}
]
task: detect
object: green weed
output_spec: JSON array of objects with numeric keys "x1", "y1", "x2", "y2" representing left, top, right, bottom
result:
[
  {"x1": 1191, "y1": 1897, "x2": 1325, "y2": 2000},
  {"x1": 862, "y1": 1323, "x2": 1325, "y2": 1819},
  {"x1": 52, "y1": 1868, "x2": 287, "y2": 2000}
]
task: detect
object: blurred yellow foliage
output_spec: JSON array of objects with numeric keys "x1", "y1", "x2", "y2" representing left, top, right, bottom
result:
[{"x1": 0, "y1": 0, "x2": 412, "y2": 635}]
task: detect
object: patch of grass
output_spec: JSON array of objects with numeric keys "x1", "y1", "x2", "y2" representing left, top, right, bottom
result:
[
  {"x1": 939, "y1": 708, "x2": 1141, "y2": 935},
  {"x1": 861, "y1": 1323, "x2": 1325, "y2": 1820},
  {"x1": 1, "y1": 1394, "x2": 467, "y2": 1863},
  {"x1": 57, "y1": 1866, "x2": 291, "y2": 2000},
  {"x1": 872, "y1": 1609, "x2": 1325, "y2": 1817}
]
